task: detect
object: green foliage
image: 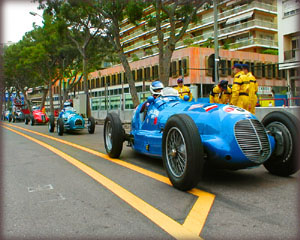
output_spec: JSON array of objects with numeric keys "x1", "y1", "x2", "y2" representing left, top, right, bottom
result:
[
  {"x1": 131, "y1": 54, "x2": 140, "y2": 61},
  {"x1": 222, "y1": 39, "x2": 232, "y2": 50},
  {"x1": 261, "y1": 49, "x2": 279, "y2": 55},
  {"x1": 125, "y1": 0, "x2": 145, "y2": 25},
  {"x1": 201, "y1": 37, "x2": 214, "y2": 48},
  {"x1": 183, "y1": 38, "x2": 194, "y2": 46}
]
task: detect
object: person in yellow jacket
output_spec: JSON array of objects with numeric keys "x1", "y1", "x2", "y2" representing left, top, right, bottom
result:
[
  {"x1": 230, "y1": 63, "x2": 250, "y2": 110},
  {"x1": 174, "y1": 78, "x2": 193, "y2": 101},
  {"x1": 242, "y1": 64, "x2": 258, "y2": 114},
  {"x1": 209, "y1": 80, "x2": 232, "y2": 104}
]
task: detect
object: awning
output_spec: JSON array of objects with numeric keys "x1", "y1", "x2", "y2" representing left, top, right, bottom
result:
[{"x1": 226, "y1": 11, "x2": 254, "y2": 25}]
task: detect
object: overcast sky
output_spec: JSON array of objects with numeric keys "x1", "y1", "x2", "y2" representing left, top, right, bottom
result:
[{"x1": 2, "y1": 0, "x2": 43, "y2": 43}]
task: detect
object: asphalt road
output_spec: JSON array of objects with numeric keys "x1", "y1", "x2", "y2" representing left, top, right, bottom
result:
[{"x1": 1, "y1": 121, "x2": 299, "y2": 239}]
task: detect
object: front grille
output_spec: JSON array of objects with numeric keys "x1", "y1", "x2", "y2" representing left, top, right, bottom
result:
[
  {"x1": 234, "y1": 119, "x2": 271, "y2": 163},
  {"x1": 75, "y1": 119, "x2": 83, "y2": 126},
  {"x1": 41, "y1": 115, "x2": 45, "y2": 121}
]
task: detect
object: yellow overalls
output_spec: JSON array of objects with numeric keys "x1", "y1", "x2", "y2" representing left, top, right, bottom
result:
[
  {"x1": 230, "y1": 71, "x2": 249, "y2": 110},
  {"x1": 210, "y1": 85, "x2": 232, "y2": 104},
  {"x1": 247, "y1": 72, "x2": 258, "y2": 114},
  {"x1": 174, "y1": 85, "x2": 193, "y2": 101}
]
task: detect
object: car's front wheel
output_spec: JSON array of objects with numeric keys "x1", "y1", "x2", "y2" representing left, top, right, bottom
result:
[
  {"x1": 25, "y1": 115, "x2": 30, "y2": 125},
  {"x1": 262, "y1": 111, "x2": 299, "y2": 176},
  {"x1": 162, "y1": 114, "x2": 204, "y2": 191},
  {"x1": 48, "y1": 115, "x2": 55, "y2": 133},
  {"x1": 30, "y1": 115, "x2": 35, "y2": 126},
  {"x1": 87, "y1": 116, "x2": 95, "y2": 134},
  {"x1": 104, "y1": 112, "x2": 124, "y2": 158},
  {"x1": 57, "y1": 118, "x2": 64, "y2": 136}
]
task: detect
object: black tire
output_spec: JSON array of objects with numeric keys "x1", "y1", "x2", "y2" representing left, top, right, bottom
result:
[
  {"x1": 12, "y1": 116, "x2": 16, "y2": 123},
  {"x1": 57, "y1": 118, "x2": 64, "y2": 136},
  {"x1": 30, "y1": 115, "x2": 35, "y2": 126},
  {"x1": 88, "y1": 116, "x2": 95, "y2": 134},
  {"x1": 104, "y1": 112, "x2": 125, "y2": 158},
  {"x1": 8, "y1": 115, "x2": 12, "y2": 122},
  {"x1": 262, "y1": 111, "x2": 299, "y2": 176},
  {"x1": 162, "y1": 114, "x2": 204, "y2": 191},
  {"x1": 48, "y1": 115, "x2": 55, "y2": 133},
  {"x1": 25, "y1": 115, "x2": 30, "y2": 125}
]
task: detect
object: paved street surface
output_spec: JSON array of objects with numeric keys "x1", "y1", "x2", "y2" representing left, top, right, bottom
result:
[{"x1": 1, "y1": 121, "x2": 299, "y2": 239}]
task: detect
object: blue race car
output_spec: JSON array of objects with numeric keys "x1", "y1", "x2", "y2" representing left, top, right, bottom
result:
[
  {"x1": 104, "y1": 87, "x2": 299, "y2": 191},
  {"x1": 49, "y1": 106, "x2": 95, "y2": 136},
  {"x1": 2, "y1": 110, "x2": 13, "y2": 122}
]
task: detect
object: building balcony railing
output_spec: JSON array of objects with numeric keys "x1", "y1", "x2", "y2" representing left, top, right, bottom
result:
[
  {"x1": 227, "y1": 38, "x2": 278, "y2": 50},
  {"x1": 284, "y1": 49, "x2": 300, "y2": 61},
  {"x1": 218, "y1": 19, "x2": 277, "y2": 36}
]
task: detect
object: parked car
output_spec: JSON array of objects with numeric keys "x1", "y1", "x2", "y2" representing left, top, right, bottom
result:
[
  {"x1": 104, "y1": 87, "x2": 299, "y2": 191},
  {"x1": 12, "y1": 109, "x2": 25, "y2": 122},
  {"x1": 25, "y1": 106, "x2": 49, "y2": 125},
  {"x1": 49, "y1": 106, "x2": 95, "y2": 136},
  {"x1": 2, "y1": 110, "x2": 13, "y2": 122}
]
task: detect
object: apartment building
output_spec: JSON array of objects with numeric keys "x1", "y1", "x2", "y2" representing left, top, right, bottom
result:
[
  {"x1": 277, "y1": 0, "x2": 300, "y2": 99},
  {"x1": 120, "y1": 0, "x2": 278, "y2": 61}
]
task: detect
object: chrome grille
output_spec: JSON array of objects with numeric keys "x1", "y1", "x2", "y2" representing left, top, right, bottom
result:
[
  {"x1": 41, "y1": 115, "x2": 45, "y2": 121},
  {"x1": 75, "y1": 119, "x2": 83, "y2": 126},
  {"x1": 234, "y1": 119, "x2": 271, "y2": 163}
]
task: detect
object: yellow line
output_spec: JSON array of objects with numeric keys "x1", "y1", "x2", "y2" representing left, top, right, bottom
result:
[
  {"x1": 2, "y1": 122, "x2": 215, "y2": 235},
  {"x1": 183, "y1": 189, "x2": 215, "y2": 235},
  {"x1": 2, "y1": 125, "x2": 202, "y2": 240}
]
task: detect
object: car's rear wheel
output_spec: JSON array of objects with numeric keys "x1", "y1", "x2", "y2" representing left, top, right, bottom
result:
[
  {"x1": 104, "y1": 112, "x2": 124, "y2": 158},
  {"x1": 162, "y1": 114, "x2": 204, "y2": 191},
  {"x1": 87, "y1": 116, "x2": 95, "y2": 134},
  {"x1": 48, "y1": 115, "x2": 55, "y2": 133},
  {"x1": 30, "y1": 115, "x2": 35, "y2": 126},
  {"x1": 25, "y1": 115, "x2": 30, "y2": 125},
  {"x1": 8, "y1": 115, "x2": 12, "y2": 122},
  {"x1": 12, "y1": 115, "x2": 16, "y2": 123},
  {"x1": 57, "y1": 118, "x2": 64, "y2": 136},
  {"x1": 262, "y1": 111, "x2": 299, "y2": 176}
]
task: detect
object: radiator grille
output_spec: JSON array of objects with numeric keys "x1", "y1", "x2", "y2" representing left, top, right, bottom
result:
[
  {"x1": 75, "y1": 119, "x2": 83, "y2": 126},
  {"x1": 234, "y1": 119, "x2": 271, "y2": 163},
  {"x1": 41, "y1": 115, "x2": 45, "y2": 121}
]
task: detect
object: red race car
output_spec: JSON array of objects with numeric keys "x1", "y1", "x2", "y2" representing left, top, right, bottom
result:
[{"x1": 25, "y1": 106, "x2": 49, "y2": 125}]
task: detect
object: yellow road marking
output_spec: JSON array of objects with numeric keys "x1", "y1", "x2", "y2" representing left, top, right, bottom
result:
[
  {"x1": 2, "y1": 123, "x2": 215, "y2": 235},
  {"x1": 2, "y1": 125, "x2": 202, "y2": 239}
]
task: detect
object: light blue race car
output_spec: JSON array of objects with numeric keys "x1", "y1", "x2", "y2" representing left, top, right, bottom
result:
[
  {"x1": 104, "y1": 87, "x2": 299, "y2": 191},
  {"x1": 49, "y1": 106, "x2": 95, "y2": 136}
]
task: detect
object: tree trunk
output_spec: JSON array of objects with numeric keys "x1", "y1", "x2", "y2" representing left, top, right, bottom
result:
[
  {"x1": 59, "y1": 80, "x2": 63, "y2": 110},
  {"x1": 82, "y1": 55, "x2": 91, "y2": 118},
  {"x1": 49, "y1": 80, "x2": 54, "y2": 116},
  {"x1": 40, "y1": 89, "x2": 48, "y2": 110},
  {"x1": 20, "y1": 89, "x2": 32, "y2": 113},
  {"x1": 118, "y1": 52, "x2": 140, "y2": 108}
]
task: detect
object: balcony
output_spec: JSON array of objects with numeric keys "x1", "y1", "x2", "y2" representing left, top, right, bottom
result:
[
  {"x1": 227, "y1": 38, "x2": 278, "y2": 50},
  {"x1": 218, "y1": 19, "x2": 277, "y2": 37},
  {"x1": 284, "y1": 49, "x2": 300, "y2": 61}
]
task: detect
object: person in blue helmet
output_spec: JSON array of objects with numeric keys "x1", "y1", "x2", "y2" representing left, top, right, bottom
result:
[{"x1": 140, "y1": 80, "x2": 164, "y2": 114}]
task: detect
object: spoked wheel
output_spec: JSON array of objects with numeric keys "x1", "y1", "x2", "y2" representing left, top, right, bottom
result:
[
  {"x1": 104, "y1": 112, "x2": 125, "y2": 158},
  {"x1": 87, "y1": 116, "x2": 95, "y2": 134},
  {"x1": 57, "y1": 118, "x2": 64, "y2": 136},
  {"x1": 162, "y1": 114, "x2": 204, "y2": 191},
  {"x1": 262, "y1": 111, "x2": 299, "y2": 176},
  {"x1": 48, "y1": 115, "x2": 55, "y2": 133}
]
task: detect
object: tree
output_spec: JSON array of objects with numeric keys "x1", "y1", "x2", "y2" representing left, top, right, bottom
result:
[
  {"x1": 93, "y1": 0, "x2": 147, "y2": 107},
  {"x1": 148, "y1": 0, "x2": 211, "y2": 86}
]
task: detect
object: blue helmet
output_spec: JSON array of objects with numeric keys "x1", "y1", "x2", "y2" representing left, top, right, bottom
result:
[{"x1": 150, "y1": 81, "x2": 164, "y2": 96}]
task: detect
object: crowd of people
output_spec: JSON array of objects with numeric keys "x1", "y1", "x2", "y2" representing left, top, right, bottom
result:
[
  {"x1": 145, "y1": 62, "x2": 258, "y2": 115},
  {"x1": 209, "y1": 63, "x2": 258, "y2": 114}
]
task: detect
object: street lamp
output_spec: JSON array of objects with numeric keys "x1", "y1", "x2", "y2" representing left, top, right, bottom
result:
[{"x1": 29, "y1": 11, "x2": 42, "y2": 18}]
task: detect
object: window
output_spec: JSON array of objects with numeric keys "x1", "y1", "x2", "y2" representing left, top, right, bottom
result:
[
  {"x1": 117, "y1": 73, "x2": 122, "y2": 85},
  {"x1": 266, "y1": 62, "x2": 272, "y2": 79},
  {"x1": 172, "y1": 60, "x2": 178, "y2": 77},
  {"x1": 112, "y1": 74, "x2": 116, "y2": 86},
  {"x1": 255, "y1": 62, "x2": 262, "y2": 79},
  {"x1": 88, "y1": 80, "x2": 91, "y2": 89},
  {"x1": 123, "y1": 72, "x2": 128, "y2": 84},
  {"x1": 227, "y1": 60, "x2": 232, "y2": 76},
  {"x1": 106, "y1": 75, "x2": 111, "y2": 86},
  {"x1": 91, "y1": 79, "x2": 95, "y2": 89},
  {"x1": 137, "y1": 69, "x2": 143, "y2": 82},
  {"x1": 144, "y1": 67, "x2": 151, "y2": 81},
  {"x1": 96, "y1": 78, "x2": 100, "y2": 88},
  {"x1": 101, "y1": 77, "x2": 105, "y2": 87},
  {"x1": 152, "y1": 65, "x2": 158, "y2": 80},
  {"x1": 220, "y1": 59, "x2": 227, "y2": 76},
  {"x1": 131, "y1": 70, "x2": 136, "y2": 81}
]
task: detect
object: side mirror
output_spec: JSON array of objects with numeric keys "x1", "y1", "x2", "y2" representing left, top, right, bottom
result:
[
  {"x1": 183, "y1": 95, "x2": 190, "y2": 101},
  {"x1": 147, "y1": 96, "x2": 155, "y2": 103}
]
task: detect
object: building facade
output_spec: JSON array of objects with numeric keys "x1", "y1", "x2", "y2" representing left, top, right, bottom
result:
[{"x1": 277, "y1": 0, "x2": 300, "y2": 99}]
